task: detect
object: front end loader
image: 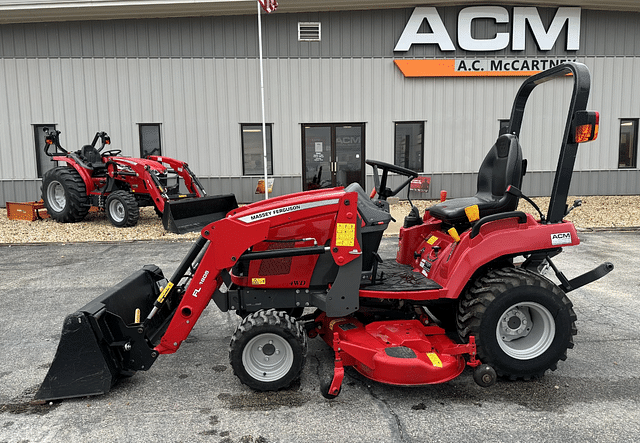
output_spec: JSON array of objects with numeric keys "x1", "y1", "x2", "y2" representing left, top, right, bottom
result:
[{"x1": 35, "y1": 62, "x2": 612, "y2": 402}]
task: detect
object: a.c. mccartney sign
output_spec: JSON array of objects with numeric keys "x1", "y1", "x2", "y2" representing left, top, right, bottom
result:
[{"x1": 393, "y1": 6, "x2": 580, "y2": 77}]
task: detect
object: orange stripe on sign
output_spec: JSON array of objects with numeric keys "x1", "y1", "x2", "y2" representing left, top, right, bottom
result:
[{"x1": 394, "y1": 60, "x2": 539, "y2": 77}]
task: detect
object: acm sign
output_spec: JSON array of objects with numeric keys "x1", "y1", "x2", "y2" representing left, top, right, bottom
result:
[{"x1": 394, "y1": 6, "x2": 581, "y2": 52}]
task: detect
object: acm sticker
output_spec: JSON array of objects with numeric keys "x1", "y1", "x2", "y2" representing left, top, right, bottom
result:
[{"x1": 551, "y1": 232, "x2": 572, "y2": 245}]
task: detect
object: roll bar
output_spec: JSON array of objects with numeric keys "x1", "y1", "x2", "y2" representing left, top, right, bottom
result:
[{"x1": 506, "y1": 62, "x2": 593, "y2": 224}]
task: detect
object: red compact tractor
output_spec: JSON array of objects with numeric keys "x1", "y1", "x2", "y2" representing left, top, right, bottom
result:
[
  {"x1": 41, "y1": 129, "x2": 237, "y2": 232},
  {"x1": 35, "y1": 62, "x2": 612, "y2": 402}
]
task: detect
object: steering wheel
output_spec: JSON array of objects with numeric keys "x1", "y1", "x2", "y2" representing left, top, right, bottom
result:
[
  {"x1": 101, "y1": 149, "x2": 122, "y2": 157},
  {"x1": 365, "y1": 159, "x2": 419, "y2": 200}
]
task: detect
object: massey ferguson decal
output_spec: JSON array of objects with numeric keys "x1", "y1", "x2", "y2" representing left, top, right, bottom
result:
[
  {"x1": 551, "y1": 232, "x2": 572, "y2": 245},
  {"x1": 239, "y1": 199, "x2": 340, "y2": 223}
]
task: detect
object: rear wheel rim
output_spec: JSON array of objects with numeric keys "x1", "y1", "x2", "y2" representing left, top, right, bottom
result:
[
  {"x1": 496, "y1": 301, "x2": 555, "y2": 360},
  {"x1": 109, "y1": 199, "x2": 126, "y2": 223},
  {"x1": 242, "y1": 333, "x2": 294, "y2": 382},
  {"x1": 47, "y1": 181, "x2": 66, "y2": 212}
]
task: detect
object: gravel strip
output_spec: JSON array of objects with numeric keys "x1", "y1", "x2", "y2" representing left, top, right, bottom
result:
[
  {"x1": 0, "y1": 206, "x2": 199, "y2": 244},
  {"x1": 1, "y1": 195, "x2": 639, "y2": 244},
  {"x1": 389, "y1": 195, "x2": 640, "y2": 232}
]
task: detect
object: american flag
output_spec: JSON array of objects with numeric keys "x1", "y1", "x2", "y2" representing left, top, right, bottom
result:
[{"x1": 258, "y1": 0, "x2": 278, "y2": 13}]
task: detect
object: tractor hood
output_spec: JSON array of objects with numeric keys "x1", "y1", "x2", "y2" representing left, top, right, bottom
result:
[
  {"x1": 226, "y1": 187, "x2": 347, "y2": 225},
  {"x1": 110, "y1": 156, "x2": 167, "y2": 173}
]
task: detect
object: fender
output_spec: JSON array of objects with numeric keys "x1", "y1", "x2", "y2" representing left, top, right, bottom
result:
[
  {"x1": 53, "y1": 155, "x2": 94, "y2": 190},
  {"x1": 433, "y1": 215, "x2": 579, "y2": 299}
]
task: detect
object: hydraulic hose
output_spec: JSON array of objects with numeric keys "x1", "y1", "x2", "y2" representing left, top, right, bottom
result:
[{"x1": 143, "y1": 236, "x2": 208, "y2": 325}]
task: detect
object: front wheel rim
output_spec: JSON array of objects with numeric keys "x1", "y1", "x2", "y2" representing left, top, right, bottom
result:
[
  {"x1": 47, "y1": 181, "x2": 66, "y2": 212},
  {"x1": 496, "y1": 302, "x2": 555, "y2": 360},
  {"x1": 242, "y1": 333, "x2": 294, "y2": 382},
  {"x1": 109, "y1": 199, "x2": 126, "y2": 223}
]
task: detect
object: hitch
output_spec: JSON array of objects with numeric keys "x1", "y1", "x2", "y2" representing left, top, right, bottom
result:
[{"x1": 546, "y1": 257, "x2": 614, "y2": 293}]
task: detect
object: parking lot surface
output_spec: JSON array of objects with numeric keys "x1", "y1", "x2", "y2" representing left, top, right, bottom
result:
[{"x1": 1, "y1": 232, "x2": 639, "y2": 443}]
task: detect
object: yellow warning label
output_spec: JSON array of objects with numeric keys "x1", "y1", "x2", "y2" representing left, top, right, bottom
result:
[
  {"x1": 252, "y1": 278, "x2": 266, "y2": 285},
  {"x1": 465, "y1": 205, "x2": 480, "y2": 222},
  {"x1": 157, "y1": 282, "x2": 174, "y2": 303},
  {"x1": 335, "y1": 223, "x2": 355, "y2": 247},
  {"x1": 427, "y1": 352, "x2": 443, "y2": 367},
  {"x1": 427, "y1": 236, "x2": 438, "y2": 245}
]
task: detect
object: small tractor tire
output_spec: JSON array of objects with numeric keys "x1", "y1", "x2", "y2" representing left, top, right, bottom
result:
[
  {"x1": 457, "y1": 267, "x2": 577, "y2": 380},
  {"x1": 41, "y1": 167, "x2": 90, "y2": 223},
  {"x1": 105, "y1": 190, "x2": 140, "y2": 227},
  {"x1": 229, "y1": 309, "x2": 307, "y2": 391}
]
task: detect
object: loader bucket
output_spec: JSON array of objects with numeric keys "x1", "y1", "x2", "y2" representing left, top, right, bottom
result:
[
  {"x1": 35, "y1": 265, "x2": 172, "y2": 402},
  {"x1": 162, "y1": 194, "x2": 238, "y2": 234}
]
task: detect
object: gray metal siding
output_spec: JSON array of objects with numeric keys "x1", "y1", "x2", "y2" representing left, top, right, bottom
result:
[
  {"x1": 1, "y1": 7, "x2": 640, "y2": 206},
  {"x1": 1, "y1": 56, "x2": 638, "y2": 198},
  {"x1": 4, "y1": 169, "x2": 640, "y2": 210},
  {"x1": 2, "y1": 9, "x2": 640, "y2": 59}
]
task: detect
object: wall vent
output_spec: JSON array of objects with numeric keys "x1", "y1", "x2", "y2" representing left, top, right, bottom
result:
[{"x1": 298, "y1": 22, "x2": 321, "y2": 41}]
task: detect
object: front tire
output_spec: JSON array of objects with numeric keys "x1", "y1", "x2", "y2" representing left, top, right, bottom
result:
[
  {"x1": 457, "y1": 267, "x2": 577, "y2": 380},
  {"x1": 105, "y1": 190, "x2": 140, "y2": 227},
  {"x1": 41, "y1": 167, "x2": 89, "y2": 222},
  {"x1": 229, "y1": 309, "x2": 307, "y2": 391}
]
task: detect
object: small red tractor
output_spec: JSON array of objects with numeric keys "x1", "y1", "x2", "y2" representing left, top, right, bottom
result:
[
  {"x1": 41, "y1": 129, "x2": 237, "y2": 232},
  {"x1": 35, "y1": 62, "x2": 612, "y2": 402}
]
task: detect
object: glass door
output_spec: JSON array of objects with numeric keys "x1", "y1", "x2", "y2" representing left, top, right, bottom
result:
[
  {"x1": 335, "y1": 125, "x2": 363, "y2": 187},
  {"x1": 303, "y1": 126, "x2": 332, "y2": 190},
  {"x1": 302, "y1": 124, "x2": 364, "y2": 190}
]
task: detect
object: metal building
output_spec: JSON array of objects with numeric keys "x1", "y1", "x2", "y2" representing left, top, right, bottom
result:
[{"x1": 1, "y1": 0, "x2": 639, "y2": 205}]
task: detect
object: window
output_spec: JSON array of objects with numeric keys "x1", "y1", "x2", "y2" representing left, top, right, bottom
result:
[
  {"x1": 394, "y1": 122, "x2": 424, "y2": 172},
  {"x1": 619, "y1": 119, "x2": 638, "y2": 168},
  {"x1": 298, "y1": 22, "x2": 321, "y2": 41},
  {"x1": 499, "y1": 119, "x2": 510, "y2": 135},
  {"x1": 34, "y1": 124, "x2": 56, "y2": 178},
  {"x1": 242, "y1": 124, "x2": 273, "y2": 175},
  {"x1": 139, "y1": 123, "x2": 162, "y2": 157}
]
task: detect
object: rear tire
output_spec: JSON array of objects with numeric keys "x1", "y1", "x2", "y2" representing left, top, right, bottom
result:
[
  {"x1": 229, "y1": 309, "x2": 307, "y2": 391},
  {"x1": 41, "y1": 167, "x2": 89, "y2": 222},
  {"x1": 106, "y1": 190, "x2": 140, "y2": 227},
  {"x1": 457, "y1": 267, "x2": 577, "y2": 380}
]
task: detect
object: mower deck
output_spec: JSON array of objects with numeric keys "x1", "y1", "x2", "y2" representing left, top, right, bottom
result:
[{"x1": 316, "y1": 315, "x2": 478, "y2": 390}]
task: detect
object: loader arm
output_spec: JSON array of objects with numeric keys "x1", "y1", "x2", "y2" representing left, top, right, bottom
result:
[
  {"x1": 155, "y1": 218, "x2": 271, "y2": 354},
  {"x1": 147, "y1": 155, "x2": 207, "y2": 198},
  {"x1": 108, "y1": 157, "x2": 170, "y2": 211}
]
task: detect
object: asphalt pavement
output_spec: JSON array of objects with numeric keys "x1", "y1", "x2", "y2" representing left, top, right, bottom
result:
[{"x1": 1, "y1": 231, "x2": 639, "y2": 443}]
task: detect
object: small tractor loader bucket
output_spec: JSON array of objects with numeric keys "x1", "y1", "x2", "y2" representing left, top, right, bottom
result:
[
  {"x1": 35, "y1": 265, "x2": 172, "y2": 402},
  {"x1": 162, "y1": 194, "x2": 238, "y2": 234}
]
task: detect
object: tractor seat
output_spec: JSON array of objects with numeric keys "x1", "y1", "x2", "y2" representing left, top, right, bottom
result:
[
  {"x1": 428, "y1": 134, "x2": 525, "y2": 225},
  {"x1": 344, "y1": 183, "x2": 392, "y2": 272},
  {"x1": 79, "y1": 145, "x2": 107, "y2": 171}
]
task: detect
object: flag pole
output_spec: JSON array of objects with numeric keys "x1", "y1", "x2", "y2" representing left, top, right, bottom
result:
[{"x1": 257, "y1": 1, "x2": 269, "y2": 199}]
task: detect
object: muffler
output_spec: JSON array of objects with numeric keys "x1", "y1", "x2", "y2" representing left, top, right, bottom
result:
[
  {"x1": 162, "y1": 194, "x2": 238, "y2": 234},
  {"x1": 34, "y1": 265, "x2": 173, "y2": 402}
]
